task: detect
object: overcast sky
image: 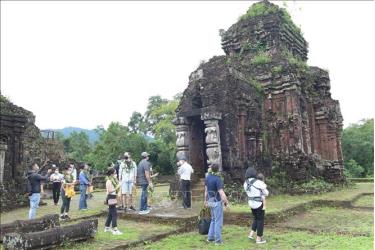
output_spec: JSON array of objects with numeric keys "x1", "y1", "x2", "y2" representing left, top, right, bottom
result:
[{"x1": 1, "y1": 1, "x2": 374, "y2": 130}]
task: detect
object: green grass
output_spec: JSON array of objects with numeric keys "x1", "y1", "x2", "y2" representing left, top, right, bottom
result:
[
  {"x1": 0, "y1": 185, "x2": 171, "y2": 224},
  {"x1": 251, "y1": 52, "x2": 271, "y2": 65},
  {"x1": 229, "y1": 183, "x2": 373, "y2": 214},
  {"x1": 138, "y1": 225, "x2": 373, "y2": 250},
  {"x1": 279, "y1": 207, "x2": 373, "y2": 235},
  {"x1": 353, "y1": 195, "x2": 374, "y2": 207},
  {"x1": 62, "y1": 218, "x2": 177, "y2": 250}
]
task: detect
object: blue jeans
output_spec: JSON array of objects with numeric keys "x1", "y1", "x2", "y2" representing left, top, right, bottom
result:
[
  {"x1": 208, "y1": 201, "x2": 223, "y2": 243},
  {"x1": 140, "y1": 184, "x2": 148, "y2": 211},
  {"x1": 29, "y1": 193, "x2": 41, "y2": 219},
  {"x1": 79, "y1": 185, "x2": 88, "y2": 210}
]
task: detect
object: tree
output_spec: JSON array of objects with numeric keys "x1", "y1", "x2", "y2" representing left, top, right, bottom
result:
[
  {"x1": 65, "y1": 131, "x2": 92, "y2": 162},
  {"x1": 342, "y1": 119, "x2": 374, "y2": 177},
  {"x1": 344, "y1": 159, "x2": 365, "y2": 178},
  {"x1": 128, "y1": 111, "x2": 146, "y2": 134}
]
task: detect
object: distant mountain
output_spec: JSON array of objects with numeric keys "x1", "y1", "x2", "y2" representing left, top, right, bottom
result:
[{"x1": 51, "y1": 127, "x2": 100, "y2": 144}]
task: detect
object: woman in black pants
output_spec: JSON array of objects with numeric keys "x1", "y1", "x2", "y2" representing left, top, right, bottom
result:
[
  {"x1": 60, "y1": 166, "x2": 74, "y2": 220},
  {"x1": 50, "y1": 166, "x2": 63, "y2": 205},
  {"x1": 244, "y1": 171, "x2": 269, "y2": 244},
  {"x1": 104, "y1": 167, "x2": 122, "y2": 235}
]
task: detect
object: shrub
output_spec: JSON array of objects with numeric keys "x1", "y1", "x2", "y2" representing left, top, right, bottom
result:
[
  {"x1": 239, "y1": 1, "x2": 278, "y2": 21},
  {"x1": 271, "y1": 65, "x2": 283, "y2": 74},
  {"x1": 251, "y1": 52, "x2": 271, "y2": 65},
  {"x1": 344, "y1": 159, "x2": 365, "y2": 178},
  {"x1": 289, "y1": 179, "x2": 335, "y2": 194}
]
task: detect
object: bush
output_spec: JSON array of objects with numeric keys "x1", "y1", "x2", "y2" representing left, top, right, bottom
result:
[
  {"x1": 271, "y1": 65, "x2": 283, "y2": 74},
  {"x1": 251, "y1": 52, "x2": 271, "y2": 65},
  {"x1": 344, "y1": 159, "x2": 365, "y2": 178},
  {"x1": 239, "y1": 2, "x2": 278, "y2": 21},
  {"x1": 288, "y1": 179, "x2": 335, "y2": 195}
]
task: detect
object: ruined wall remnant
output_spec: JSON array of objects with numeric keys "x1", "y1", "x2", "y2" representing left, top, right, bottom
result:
[
  {"x1": 175, "y1": 0, "x2": 344, "y2": 184},
  {"x1": 0, "y1": 95, "x2": 66, "y2": 211}
]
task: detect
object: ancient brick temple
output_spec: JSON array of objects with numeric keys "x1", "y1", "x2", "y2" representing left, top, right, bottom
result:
[
  {"x1": 0, "y1": 96, "x2": 65, "y2": 211},
  {"x1": 174, "y1": 1, "x2": 344, "y2": 184}
]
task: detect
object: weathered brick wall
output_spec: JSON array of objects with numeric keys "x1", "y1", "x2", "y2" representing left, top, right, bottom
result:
[{"x1": 176, "y1": 1, "x2": 344, "y2": 183}]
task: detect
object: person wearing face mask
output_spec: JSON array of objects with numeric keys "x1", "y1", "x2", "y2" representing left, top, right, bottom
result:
[
  {"x1": 119, "y1": 152, "x2": 137, "y2": 212},
  {"x1": 50, "y1": 165, "x2": 64, "y2": 206},
  {"x1": 60, "y1": 166, "x2": 75, "y2": 220}
]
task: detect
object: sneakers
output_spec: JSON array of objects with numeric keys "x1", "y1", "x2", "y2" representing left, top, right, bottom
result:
[
  {"x1": 112, "y1": 229, "x2": 123, "y2": 235},
  {"x1": 104, "y1": 227, "x2": 112, "y2": 233},
  {"x1": 138, "y1": 209, "x2": 150, "y2": 215},
  {"x1": 256, "y1": 238, "x2": 266, "y2": 244},
  {"x1": 248, "y1": 235, "x2": 254, "y2": 240},
  {"x1": 60, "y1": 214, "x2": 70, "y2": 220}
]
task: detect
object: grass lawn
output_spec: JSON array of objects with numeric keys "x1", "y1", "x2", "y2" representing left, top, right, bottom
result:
[
  {"x1": 0, "y1": 185, "x2": 171, "y2": 224},
  {"x1": 137, "y1": 225, "x2": 373, "y2": 250},
  {"x1": 61, "y1": 218, "x2": 178, "y2": 250},
  {"x1": 229, "y1": 183, "x2": 374, "y2": 214},
  {"x1": 353, "y1": 194, "x2": 374, "y2": 207},
  {"x1": 278, "y1": 207, "x2": 374, "y2": 235}
]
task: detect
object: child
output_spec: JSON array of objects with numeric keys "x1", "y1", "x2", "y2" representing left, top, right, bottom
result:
[{"x1": 244, "y1": 172, "x2": 269, "y2": 244}]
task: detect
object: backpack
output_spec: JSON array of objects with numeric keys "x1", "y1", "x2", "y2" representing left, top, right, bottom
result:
[{"x1": 246, "y1": 178, "x2": 262, "y2": 202}]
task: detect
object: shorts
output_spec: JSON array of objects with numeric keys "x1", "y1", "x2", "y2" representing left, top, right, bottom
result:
[{"x1": 121, "y1": 180, "x2": 134, "y2": 194}]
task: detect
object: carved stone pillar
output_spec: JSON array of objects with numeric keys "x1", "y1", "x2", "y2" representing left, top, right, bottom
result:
[
  {"x1": 201, "y1": 112, "x2": 222, "y2": 171},
  {"x1": 173, "y1": 117, "x2": 190, "y2": 162},
  {"x1": 0, "y1": 143, "x2": 7, "y2": 185}
]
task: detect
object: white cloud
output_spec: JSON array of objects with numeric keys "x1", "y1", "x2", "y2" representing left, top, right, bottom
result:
[{"x1": 1, "y1": 1, "x2": 374, "y2": 129}]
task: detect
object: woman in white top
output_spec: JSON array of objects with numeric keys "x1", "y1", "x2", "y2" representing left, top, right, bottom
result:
[
  {"x1": 104, "y1": 167, "x2": 122, "y2": 235},
  {"x1": 244, "y1": 172, "x2": 269, "y2": 244}
]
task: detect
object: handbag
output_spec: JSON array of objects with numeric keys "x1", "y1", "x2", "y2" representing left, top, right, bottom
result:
[
  {"x1": 86, "y1": 185, "x2": 94, "y2": 194},
  {"x1": 198, "y1": 218, "x2": 211, "y2": 235},
  {"x1": 107, "y1": 194, "x2": 117, "y2": 206},
  {"x1": 65, "y1": 186, "x2": 76, "y2": 198}
]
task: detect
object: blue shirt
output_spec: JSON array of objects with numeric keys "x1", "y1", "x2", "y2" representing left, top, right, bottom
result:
[
  {"x1": 79, "y1": 171, "x2": 89, "y2": 185},
  {"x1": 205, "y1": 174, "x2": 224, "y2": 202}
]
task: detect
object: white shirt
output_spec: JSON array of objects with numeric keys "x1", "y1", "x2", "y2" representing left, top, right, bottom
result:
[
  {"x1": 119, "y1": 160, "x2": 137, "y2": 182},
  {"x1": 178, "y1": 162, "x2": 194, "y2": 181},
  {"x1": 72, "y1": 168, "x2": 77, "y2": 182},
  {"x1": 50, "y1": 172, "x2": 64, "y2": 183},
  {"x1": 243, "y1": 178, "x2": 269, "y2": 209}
]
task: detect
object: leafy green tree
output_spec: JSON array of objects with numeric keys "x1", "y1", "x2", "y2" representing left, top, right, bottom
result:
[
  {"x1": 65, "y1": 131, "x2": 92, "y2": 162},
  {"x1": 128, "y1": 111, "x2": 147, "y2": 134},
  {"x1": 342, "y1": 119, "x2": 374, "y2": 177},
  {"x1": 344, "y1": 159, "x2": 365, "y2": 178}
]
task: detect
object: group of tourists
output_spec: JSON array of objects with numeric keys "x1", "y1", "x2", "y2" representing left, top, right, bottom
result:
[
  {"x1": 103, "y1": 151, "x2": 155, "y2": 235},
  {"x1": 26, "y1": 152, "x2": 269, "y2": 244}
]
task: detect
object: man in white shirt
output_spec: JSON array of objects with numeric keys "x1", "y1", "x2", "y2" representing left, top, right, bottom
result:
[
  {"x1": 119, "y1": 152, "x2": 137, "y2": 211},
  {"x1": 177, "y1": 157, "x2": 194, "y2": 209}
]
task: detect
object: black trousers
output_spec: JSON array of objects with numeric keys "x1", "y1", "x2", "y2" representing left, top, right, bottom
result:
[
  {"x1": 181, "y1": 180, "x2": 191, "y2": 208},
  {"x1": 251, "y1": 204, "x2": 265, "y2": 237},
  {"x1": 60, "y1": 189, "x2": 71, "y2": 214},
  {"x1": 52, "y1": 182, "x2": 61, "y2": 204},
  {"x1": 105, "y1": 205, "x2": 117, "y2": 228}
]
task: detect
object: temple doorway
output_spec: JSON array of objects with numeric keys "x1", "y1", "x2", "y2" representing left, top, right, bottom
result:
[{"x1": 189, "y1": 116, "x2": 208, "y2": 178}]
